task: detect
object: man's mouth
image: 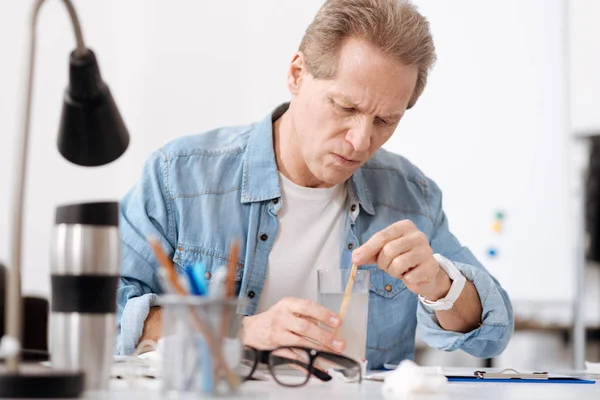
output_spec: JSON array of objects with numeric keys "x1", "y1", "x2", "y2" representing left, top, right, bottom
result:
[{"x1": 332, "y1": 153, "x2": 360, "y2": 165}]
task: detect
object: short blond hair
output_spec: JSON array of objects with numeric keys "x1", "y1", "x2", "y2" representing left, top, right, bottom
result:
[{"x1": 299, "y1": 0, "x2": 436, "y2": 109}]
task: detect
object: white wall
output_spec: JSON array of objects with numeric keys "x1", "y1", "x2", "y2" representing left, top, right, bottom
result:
[
  {"x1": 570, "y1": 0, "x2": 600, "y2": 134},
  {"x1": 1, "y1": 0, "x2": 148, "y2": 296},
  {"x1": 0, "y1": 0, "x2": 592, "y2": 306},
  {"x1": 0, "y1": 0, "x2": 324, "y2": 297},
  {"x1": 400, "y1": 0, "x2": 572, "y2": 302}
]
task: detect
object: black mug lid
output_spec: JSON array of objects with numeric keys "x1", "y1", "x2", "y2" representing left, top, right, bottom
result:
[{"x1": 55, "y1": 202, "x2": 119, "y2": 227}]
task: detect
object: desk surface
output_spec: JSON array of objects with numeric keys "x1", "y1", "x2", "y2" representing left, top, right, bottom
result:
[{"x1": 98, "y1": 370, "x2": 600, "y2": 400}]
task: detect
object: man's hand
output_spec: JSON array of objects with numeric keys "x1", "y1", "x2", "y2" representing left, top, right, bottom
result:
[
  {"x1": 352, "y1": 220, "x2": 451, "y2": 301},
  {"x1": 138, "y1": 306, "x2": 162, "y2": 349},
  {"x1": 242, "y1": 297, "x2": 346, "y2": 352}
]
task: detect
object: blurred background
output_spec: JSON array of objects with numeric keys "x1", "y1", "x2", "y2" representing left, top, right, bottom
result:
[{"x1": 0, "y1": 0, "x2": 599, "y2": 371}]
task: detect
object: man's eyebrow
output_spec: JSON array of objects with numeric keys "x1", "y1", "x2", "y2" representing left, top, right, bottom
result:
[
  {"x1": 335, "y1": 95, "x2": 360, "y2": 107},
  {"x1": 380, "y1": 111, "x2": 404, "y2": 121},
  {"x1": 334, "y1": 95, "x2": 403, "y2": 121}
]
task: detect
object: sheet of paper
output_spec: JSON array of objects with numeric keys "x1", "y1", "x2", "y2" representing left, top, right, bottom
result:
[{"x1": 365, "y1": 366, "x2": 444, "y2": 382}]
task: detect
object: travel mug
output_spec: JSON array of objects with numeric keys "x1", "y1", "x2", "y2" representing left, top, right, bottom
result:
[{"x1": 50, "y1": 202, "x2": 120, "y2": 390}]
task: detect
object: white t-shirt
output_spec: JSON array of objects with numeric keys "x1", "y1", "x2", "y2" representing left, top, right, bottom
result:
[{"x1": 257, "y1": 173, "x2": 347, "y2": 313}]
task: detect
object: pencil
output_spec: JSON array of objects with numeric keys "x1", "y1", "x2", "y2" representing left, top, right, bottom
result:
[
  {"x1": 148, "y1": 238, "x2": 185, "y2": 294},
  {"x1": 225, "y1": 241, "x2": 239, "y2": 299}
]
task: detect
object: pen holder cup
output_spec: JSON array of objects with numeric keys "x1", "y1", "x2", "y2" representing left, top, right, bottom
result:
[{"x1": 158, "y1": 295, "x2": 247, "y2": 397}]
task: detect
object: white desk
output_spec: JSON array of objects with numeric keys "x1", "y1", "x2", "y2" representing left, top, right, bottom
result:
[{"x1": 94, "y1": 369, "x2": 600, "y2": 400}]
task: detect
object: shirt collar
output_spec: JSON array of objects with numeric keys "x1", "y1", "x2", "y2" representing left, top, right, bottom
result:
[
  {"x1": 241, "y1": 102, "x2": 376, "y2": 216},
  {"x1": 241, "y1": 104, "x2": 286, "y2": 203}
]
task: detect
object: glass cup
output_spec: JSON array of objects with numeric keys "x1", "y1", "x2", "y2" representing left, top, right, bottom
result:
[
  {"x1": 317, "y1": 269, "x2": 370, "y2": 363},
  {"x1": 158, "y1": 295, "x2": 246, "y2": 396}
]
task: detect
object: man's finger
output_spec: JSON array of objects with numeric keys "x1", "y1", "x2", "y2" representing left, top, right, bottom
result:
[
  {"x1": 376, "y1": 236, "x2": 417, "y2": 272},
  {"x1": 388, "y1": 248, "x2": 423, "y2": 278},
  {"x1": 278, "y1": 331, "x2": 325, "y2": 350},
  {"x1": 285, "y1": 298, "x2": 342, "y2": 328},
  {"x1": 288, "y1": 315, "x2": 345, "y2": 353},
  {"x1": 401, "y1": 259, "x2": 437, "y2": 287},
  {"x1": 352, "y1": 230, "x2": 389, "y2": 265},
  {"x1": 353, "y1": 220, "x2": 413, "y2": 265}
]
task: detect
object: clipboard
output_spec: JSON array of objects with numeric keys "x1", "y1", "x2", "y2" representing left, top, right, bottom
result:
[{"x1": 446, "y1": 369, "x2": 595, "y2": 384}]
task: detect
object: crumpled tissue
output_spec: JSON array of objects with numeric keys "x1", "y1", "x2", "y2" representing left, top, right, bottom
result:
[
  {"x1": 381, "y1": 360, "x2": 447, "y2": 399},
  {"x1": 586, "y1": 361, "x2": 600, "y2": 374}
]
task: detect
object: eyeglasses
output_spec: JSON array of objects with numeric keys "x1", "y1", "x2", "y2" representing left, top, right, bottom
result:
[{"x1": 236, "y1": 346, "x2": 362, "y2": 387}]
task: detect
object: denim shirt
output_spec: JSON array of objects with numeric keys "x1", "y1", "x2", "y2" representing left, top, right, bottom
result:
[{"x1": 116, "y1": 103, "x2": 514, "y2": 369}]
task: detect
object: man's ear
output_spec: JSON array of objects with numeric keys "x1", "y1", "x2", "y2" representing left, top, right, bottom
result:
[{"x1": 287, "y1": 51, "x2": 306, "y2": 95}]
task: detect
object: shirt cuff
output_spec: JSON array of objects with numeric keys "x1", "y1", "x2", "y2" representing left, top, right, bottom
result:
[
  {"x1": 114, "y1": 293, "x2": 159, "y2": 355},
  {"x1": 417, "y1": 260, "x2": 514, "y2": 358}
]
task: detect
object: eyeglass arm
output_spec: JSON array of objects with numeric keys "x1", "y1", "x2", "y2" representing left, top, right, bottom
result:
[{"x1": 268, "y1": 355, "x2": 332, "y2": 382}]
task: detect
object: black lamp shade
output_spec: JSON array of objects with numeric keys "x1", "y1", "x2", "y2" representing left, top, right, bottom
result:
[{"x1": 58, "y1": 49, "x2": 129, "y2": 167}]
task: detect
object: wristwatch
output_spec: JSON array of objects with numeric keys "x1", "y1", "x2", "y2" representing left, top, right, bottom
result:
[{"x1": 418, "y1": 254, "x2": 466, "y2": 311}]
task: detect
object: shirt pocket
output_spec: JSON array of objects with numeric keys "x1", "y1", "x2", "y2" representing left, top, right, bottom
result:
[
  {"x1": 366, "y1": 266, "x2": 407, "y2": 298},
  {"x1": 364, "y1": 267, "x2": 418, "y2": 352},
  {"x1": 173, "y1": 244, "x2": 244, "y2": 292}
]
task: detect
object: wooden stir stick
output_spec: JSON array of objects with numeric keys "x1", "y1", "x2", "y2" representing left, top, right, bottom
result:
[{"x1": 336, "y1": 263, "x2": 359, "y2": 333}]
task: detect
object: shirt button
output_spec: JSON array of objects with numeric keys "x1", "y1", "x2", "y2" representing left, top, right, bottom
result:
[
  {"x1": 347, "y1": 243, "x2": 354, "y2": 250},
  {"x1": 350, "y1": 204, "x2": 357, "y2": 212},
  {"x1": 384, "y1": 284, "x2": 392, "y2": 292},
  {"x1": 205, "y1": 271, "x2": 212, "y2": 280},
  {"x1": 248, "y1": 291, "x2": 256, "y2": 299},
  {"x1": 273, "y1": 198, "x2": 279, "y2": 204},
  {"x1": 260, "y1": 234, "x2": 268, "y2": 241}
]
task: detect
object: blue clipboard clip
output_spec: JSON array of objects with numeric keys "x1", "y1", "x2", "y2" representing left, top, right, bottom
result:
[
  {"x1": 446, "y1": 368, "x2": 597, "y2": 384},
  {"x1": 475, "y1": 369, "x2": 548, "y2": 380}
]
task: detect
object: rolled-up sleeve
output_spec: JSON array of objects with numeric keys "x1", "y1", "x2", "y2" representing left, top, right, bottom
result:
[
  {"x1": 115, "y1": 150, "x2": 175, "y2": 355},
  {"x1": 417, "y1": 179, "x2": 514, "y2": 358}
]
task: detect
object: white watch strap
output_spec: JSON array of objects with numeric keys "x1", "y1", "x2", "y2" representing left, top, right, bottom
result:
[{"x1": 418, "y1": 254, "x2": 466, "y2": 311}]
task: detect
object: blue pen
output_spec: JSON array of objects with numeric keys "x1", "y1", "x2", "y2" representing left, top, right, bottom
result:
[
  {"x1": 184, "y1": 267, "x2": 203, "y2": 296},
  {"x1": 186, "y1": 262, "x2": 213, "y2": 392},
  {"x1": 191, "y1": 261, "x2": 209, "y2": 296}
]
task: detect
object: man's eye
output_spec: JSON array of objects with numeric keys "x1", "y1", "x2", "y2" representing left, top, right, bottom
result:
[
  {"x1": 375, "y1": 118, "x2": 391, "y2": 126},
  {"x1": 337, "y1": 104, "x2": 356, "y2": 113}
]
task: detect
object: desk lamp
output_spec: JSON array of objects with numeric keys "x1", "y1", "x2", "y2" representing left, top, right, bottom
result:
[{"x1": 0, "y1": 0, "x2": 128, "y2": 397}]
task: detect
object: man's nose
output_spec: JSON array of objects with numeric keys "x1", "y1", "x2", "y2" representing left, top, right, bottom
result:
[{"x1": 345, "y1": 120, "x2": 372, "y2": 153}]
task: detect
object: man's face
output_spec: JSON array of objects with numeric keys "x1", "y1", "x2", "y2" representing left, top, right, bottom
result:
[{"x1": 287, "y1": 38, "x2": 418, "y2": 187}]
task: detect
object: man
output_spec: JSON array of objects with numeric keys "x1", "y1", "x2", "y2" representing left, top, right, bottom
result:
[{"x1": 116, "y1": 0, "x2": 513, "y2": 369}]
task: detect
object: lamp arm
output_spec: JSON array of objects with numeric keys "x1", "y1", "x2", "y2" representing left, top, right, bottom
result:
[
  {"x1": 5, "y1": 0, "x2": 88, "y2": 372},
  {"x1": 62, "y1": 0, "x2": 88, "y2": 58}
]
